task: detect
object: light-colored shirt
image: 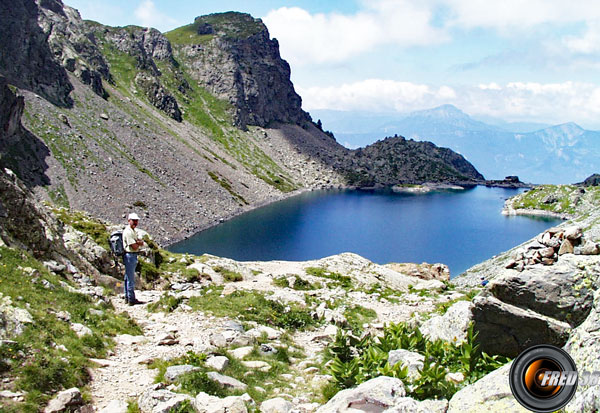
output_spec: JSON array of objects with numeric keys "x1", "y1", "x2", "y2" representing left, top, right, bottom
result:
[{"x1": 122, "y1": 226, "x2": 141, "y2": 253}]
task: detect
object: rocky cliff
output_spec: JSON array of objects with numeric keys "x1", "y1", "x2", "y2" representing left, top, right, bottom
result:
[{"x1": 0, "y1": 0, "x2": 484, "y2": 245}]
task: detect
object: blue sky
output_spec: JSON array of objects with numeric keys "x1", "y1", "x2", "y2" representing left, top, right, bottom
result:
[{"x1": 66, "y1": 0, "x2": 600, "y2": 129}]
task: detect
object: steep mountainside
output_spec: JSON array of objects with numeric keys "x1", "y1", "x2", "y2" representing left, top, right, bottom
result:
[{"x1": 0, "y1": 0, "x2": 483, "y2": 244}]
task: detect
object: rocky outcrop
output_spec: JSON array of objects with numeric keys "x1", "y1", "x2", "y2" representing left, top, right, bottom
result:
[
  {"x1": 485, "y1": 175, "x2": 530, "y2": 188},
  {"x1": 578, "y1": 173, "x2": 600, "y2": 187},
  {"x1": 419, "y1": 300, "x2": 473, "y2": 344},
  {"x1": 0, "y1": 0, "x2": 74, "y2": 106},
  {"x1": 179, "y1": 12, "x2": 311, "y2": 129},
  {"x1": 343, "y1": 136, "x2": 484, "y2": 186},
  {"x1": 447, "y1": 363, "x2": 527, "y2": 412},
  {"x1": 471, "y1": 254, "x2": 597, "y2": 357},
  {"x1": 134, "y1": 73, "x2": 182, "y2": 121},
  {"x1": 385, "y1": 262, "x2": 450, "y2": 281}
]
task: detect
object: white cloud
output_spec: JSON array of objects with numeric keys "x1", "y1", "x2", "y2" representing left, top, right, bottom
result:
[
  {"x1": 263, "y1": 2, "x2": 448, "y2": 66},
  {"x1": 299, "y1": 79, "x2": 600, "y2": 128},
  {"x1": 134, "y1": 0, "x2": 178, "y2": 30},
  {"x1": 563, "y1": 20, "x2": 600, "y2": 54},
  {"x1": 441, "y1": 0, "x2": 600, "y2": 30}
]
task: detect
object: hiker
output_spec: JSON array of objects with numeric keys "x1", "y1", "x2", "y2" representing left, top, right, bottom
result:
[{"x1": 122, "y1": 212, "x2": 145, "y2": 305}]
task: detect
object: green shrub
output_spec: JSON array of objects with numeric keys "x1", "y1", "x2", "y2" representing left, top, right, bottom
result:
[
  {"x1": 305, "y1": 267, "x2": 352, "y2": 289},
  {"x1": 323, "y1": 322, "x2": 510, "y2": 401}
]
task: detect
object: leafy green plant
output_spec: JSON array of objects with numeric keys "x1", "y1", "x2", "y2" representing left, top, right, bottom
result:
[
  {"x1": 213, "y1": 266, "x2": 243, "y2": 282},
  {"x1": 323, "y1": 322, "x2": 510, "y2": 402},
  {"x1": 305, "y1": 267, "x2": 352, "y2": 289}
]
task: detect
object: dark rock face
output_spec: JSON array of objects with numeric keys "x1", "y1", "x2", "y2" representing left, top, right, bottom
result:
[
  {"x1": 580, "y1": 174, "x2": 600, "y2": 187},
  {"x1": 182, "y1": 13, "x2": 311, "y2": 129},
  {"x1": 472, "y1": 256, "x2": 595, "y2": 357},
  {"x1": 0, "y1": 0, "x2": 73, "y2": 105},
  {"x1": 342, "y1": 136, "x2": 484, "y2": 186},
  {"x1": 135, "y1": 73, "x2": 182, "y2": 121}
]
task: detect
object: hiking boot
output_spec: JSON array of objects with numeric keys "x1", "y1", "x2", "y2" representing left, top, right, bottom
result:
[{"x1": 128, "y1": 299, "x2": 144, "y2": 306}]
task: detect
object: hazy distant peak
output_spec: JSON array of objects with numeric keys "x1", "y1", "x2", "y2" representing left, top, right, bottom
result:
[{"x1": 408, "y1": 104, "x2": 469, "y2": 119}]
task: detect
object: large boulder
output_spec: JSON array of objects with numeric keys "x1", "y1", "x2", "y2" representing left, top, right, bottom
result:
[
  {"x1": 315, "y1": 376, "x2": 405, "y2": 412},
  {"x1": 472, "y1": 255, "x2": 597, "y2": 357},
  {"x1": 0, "y1": 293, "x2": 33, "y2": 339},
  {"x1": 447, "y1": 363, "x2": 527, "y2": 412},
  {"x1": 419, "y1": 300, "x2": 473, "y2": 344},
  {"x1": 564, "y1": 287, "x2": 600, "y2": 412},
  {"x1": 472, "y1": 295, "x2": 571, "y2": 357},
  {"x1": 388, "y1": 349, "x2": 425, "y2": 380}
]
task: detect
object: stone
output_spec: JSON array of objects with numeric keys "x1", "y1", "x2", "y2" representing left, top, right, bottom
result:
[
  {"x1": 0, "y1": 293, "x2": 33, "y2": 339},
  {"x1": 194, "y1": 392, "x2": 248, "y2": 413},
  {"x1": 100, "y1": 113, "x2": 109, "y2": 120},
  {"x1": 540, "y1": 247, "x2": 556, "y2": 258},
  {"x1": 447, "y1": 362, "x2": 528, "y2": 412},
  {"x1": 419, "y1": 300, "x2": 474, "y2": 344},
  {"x1": 209, "y1": 332, "x2": 227, "y2": 347},
  {"x1": 206, "y1": 356, "x2": 229, "y2": 371},
  {"x1": 559, "y1": 238, "x2": 575, "y2": 255},
  {"x1": 472, "y1": 295, "x2": 571, "y2": 357},
  {"x1": 230, "y1": 346, "x2": 254, "y2": 359},
  {"x1": 207, "y1": 372, "x2": 248, "y2": 390},
  {"x1": 241, "y1": 360, "x2": 271, "y2": 372},
  {"x1": 44, "y1": 388, "x2": 83, "y2": 413},
  {"x1": 258, "y1": 344, "x2": 278, "y2": 356},
  {"x1": 582, "y1": 240, "x2": 600, "y2": 255},
  {"x1": 260, "y1": 397, "x2": 294, "y2": 413},
  {"x1": 157, "y1": 333, "x2": 178, "y2": 346},
  {"x1": 247, "y1": 325, "x2": 282, "y2": 340},
  {"x1": 384, "y1": 398, "x2": 449, "y2": 413},
  {"x1": 388, "y1": 349, "x2": 425, "y2": 380},
  {"x1": 564, "y1": 226, "x2": 583, "y2": 240},
  {"x1": 445, "y1": 372, "x2": 465, "y2": 384},
  {"x1": 165, "y1": 365, "x2": 201, "y2": 382},
  {"x1": 486, "y1": 264, "x2": 593, "y2": 327},
  {"x1": 70, "y1": 323, "x2": 92, "y2": 337},
  {"x1": 315, "y1": 376, "x2": 405, "y2": 412},
  {"x1": 98, "y1": 400, "x2": 128, "y2": 413},
  {"x1": 138, "y1": 388, "x2": 194, "y2": 413}
]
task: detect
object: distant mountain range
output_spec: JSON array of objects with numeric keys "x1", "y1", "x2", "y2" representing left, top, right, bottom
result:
[{"x1": 311, "y1": 105, "x2": 600, "y2": 184}]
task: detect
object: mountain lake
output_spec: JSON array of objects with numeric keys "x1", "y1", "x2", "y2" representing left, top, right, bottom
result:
[{"x1": 169, "y1": 186, "x2": 562, "y2": 277}]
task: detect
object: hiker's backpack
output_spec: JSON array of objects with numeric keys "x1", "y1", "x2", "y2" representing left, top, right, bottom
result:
[{"x1": 108, "y1": 230, "x2": 125, "y2": 257}]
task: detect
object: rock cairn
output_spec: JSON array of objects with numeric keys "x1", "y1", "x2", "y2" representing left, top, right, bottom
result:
[{"x1": 505, "y1": 226, "x2": 599, "y2": 271}]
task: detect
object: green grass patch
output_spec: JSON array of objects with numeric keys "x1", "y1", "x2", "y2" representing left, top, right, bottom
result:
[
  {"x1": 344, "y1": 305, "x2": 377, "y2": 333},
  {"x1": 213, "y1": 266, "x2": 244, "y2": 282},
  {"x1": 49, "y1": 206, "x2": 110, "y2": 250},
  {"x1": 208, "y1": 172, "x2": 248, "y2": 206},
  {"x1": 147, "y1": 293, "x2": 183, "y2": 313},
  {"x1": 0, "y1": 247, "x2": 140, "y2": 411},
  {"x1": 188, "y1": 287, "x2": 316, "y2": 331},
  {"x1": 273, "y1": 275, "x2": 317, "y2": 290},
  {"x1": 305, "y1": 267, "x2": 352, "y2": 289}
]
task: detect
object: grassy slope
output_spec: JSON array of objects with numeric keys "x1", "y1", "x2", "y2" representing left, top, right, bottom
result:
[{"x1": 509, "y1": 184, "x2": 600, "y2": 216}]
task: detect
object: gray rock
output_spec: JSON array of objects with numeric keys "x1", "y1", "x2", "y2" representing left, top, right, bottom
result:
[
  {"x1": 194, "y1": 392, "x2": 248, "y2": 413},
  {"x1": 564, "y1": 226, "x2": 583, "y2": 240},
  {"x1": 582, "y1": 240, "x2": 600, "y2": 255},
  {"x1": 559, "y1": 238, "x2": 575, "y2": 255},
  {"x1": 0, "y1": 293, "x2": 33, "y2": 339},
  {"x1": 447, "y1": 362, "x2": 527, "y2": 412},
  {"x1": 207, "y1": 372, "x2": 248, "y2": 390},
  {"x1": 385, "y1": 398, "x2": 448, "y2": 413},
  {"x1": 230, "y1": 346, "x2": 254, "y2": 359},
  {"x1": 44, "y1": 388, "x2": 83, "y2": 413},
  {"x1": 472, "y1": 295, "x2": 571, "y2": 357},
  {"x1": 70, "y1": 323, "x2": 93, "y2": 338},
  {"x1": 388, "y1": 349, "x2": 425, "y2": 380},
  {"x1": 260, "y1": 397, "x2": 293, "y2": 413},
  {"x1": 206, "y1": 356, "x2": 229, "y2": 372},
  {"x1": 419, "y1": 300, "x2": 473, "y2": 344},
  {"x1": 138, "y1": 388, "x2": 194, "y2": 413},
  {"x1": 98, "y1": 400, "x2": 128, "y2": 413},
  {"x1": 315, "y1": 376, "x2": 406, "y2": 412},
  {"x1": 486, "y1": 266, "x2": 593, "y2": 327},
  {"x1": 164, "y1": 364, "x2": 200, "y2": 382},
  {"x1": 43, "y1": 260, "x2": 66, "y2": 273}
]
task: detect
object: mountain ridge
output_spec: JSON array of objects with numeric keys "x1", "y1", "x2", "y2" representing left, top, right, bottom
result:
[{"x1": 0, "y1": 0, "x2": 483, "y2": 244}]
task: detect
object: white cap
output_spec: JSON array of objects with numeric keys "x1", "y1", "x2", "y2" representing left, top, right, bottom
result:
[{"x1": 128, "y1": 213, "x2": 140, "y2": 220}]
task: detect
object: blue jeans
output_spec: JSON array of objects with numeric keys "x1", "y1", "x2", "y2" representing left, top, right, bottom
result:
[{"x1": 123, "y1": 252, "x2": 138, "y2": 302}]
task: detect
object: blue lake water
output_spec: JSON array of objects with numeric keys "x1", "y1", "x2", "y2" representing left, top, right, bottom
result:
[{"x1": 169, "y1": 187, "x2": 562, "y2": 277}]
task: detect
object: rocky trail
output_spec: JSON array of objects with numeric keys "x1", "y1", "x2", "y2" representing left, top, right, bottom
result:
[{"x1": 87, "y1": 254, "x2": 463, "y2": 411}]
